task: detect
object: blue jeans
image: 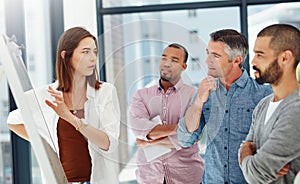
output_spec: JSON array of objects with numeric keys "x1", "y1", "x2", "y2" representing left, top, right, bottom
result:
[{"x1": 68, "y1": 182, "x2": 90, "y2": 184}]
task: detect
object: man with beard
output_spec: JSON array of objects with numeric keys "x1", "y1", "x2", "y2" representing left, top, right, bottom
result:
[
  {"x1": 129, "y1": 43, "x2": 204, "y2": 184},
  {"x1": 239, "y1": 24, "x2": 300, "y2": 184},
  {"x1": 177, "y1": 29, "x2": 272, "y2": 184}
]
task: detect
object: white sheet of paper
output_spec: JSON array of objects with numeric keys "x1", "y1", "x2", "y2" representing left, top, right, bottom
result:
[
  {"x1": 151, "y1": 115, "x2": 162, "y2": 124},
  {"x1": 142, "y1": 115, "x2": 171, "y2": 162},
  {"x1": 143, "y1": 145, "x2": 171, "y2": 162}
]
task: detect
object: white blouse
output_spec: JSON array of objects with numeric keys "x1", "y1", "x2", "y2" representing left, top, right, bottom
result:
[{"x1": 7, "y1": 81, "x2": 121, "y2": 184}]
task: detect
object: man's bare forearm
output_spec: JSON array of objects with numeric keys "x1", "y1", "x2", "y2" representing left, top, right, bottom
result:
[
  {"x1": 185, "y1": 98, "x2": 203, "y2": 132},
  {"x1": 152, "y1": 137, "x2": 175, "y2": 148},
  {"x1": 184, "y1": 76, "x2": 216, "y2": 132},
  {"x1": 136, "y1": 137, "x2": 175, "y2": 149},
  {"x1": 147, "y1": 124, "x2": 177, "y2": 140},
  {"x1": 239, "y1": 142, "x2": 255, "y2": 165}
]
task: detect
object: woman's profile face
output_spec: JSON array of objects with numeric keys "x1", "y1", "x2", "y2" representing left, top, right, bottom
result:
[{"x1": 70, "y1": 37, "x2": 98, "y2": 77}]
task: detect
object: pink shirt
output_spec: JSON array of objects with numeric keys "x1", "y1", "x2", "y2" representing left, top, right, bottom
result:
[{"x1": 130, "y1": 79, "x2": 204, "y2": 184}]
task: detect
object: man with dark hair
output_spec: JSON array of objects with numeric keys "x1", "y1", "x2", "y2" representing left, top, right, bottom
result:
[
  {"x1": 239, "y1": 24, "x2": 300, "y2": 184},
  {"x1": 177, "y1": 29, "x2": 272, "y2": 184},
  {"x1": 130, "y1": 43, "x2": 204, "y2": 184}
]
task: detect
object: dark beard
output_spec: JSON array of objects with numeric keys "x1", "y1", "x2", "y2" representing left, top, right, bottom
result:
[
  {"x1": 254, "y1": 58, "x2": 283, "y2": 85},
  {"x1": 160, "y1": 76, "x2": 170, "y2": 82}
]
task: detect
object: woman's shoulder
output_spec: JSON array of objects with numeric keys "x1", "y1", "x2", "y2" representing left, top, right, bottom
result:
[
  {"x1": 87, "y1": 82, "x2": 117, "y2": 104},
  {"x1": 91, "y1": 81, "x2": 117, "y2": 97},
  {"x1": 99, "y1": 81, "x2": 116, "y2": 90}
]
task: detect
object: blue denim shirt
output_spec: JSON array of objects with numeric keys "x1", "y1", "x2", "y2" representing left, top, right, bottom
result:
[{"x1": 178, "y1": 70, "x2": 272, "y2": 184}]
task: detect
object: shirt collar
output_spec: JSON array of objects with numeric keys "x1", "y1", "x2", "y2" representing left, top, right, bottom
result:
[
  {"x1": 157, "y1": 78, "x2": 183, "y2": 91},
  {"x1": 234, "y1": 69, "x2": 249, "y2": 88},
  {"x1": 216, "y1": 69, "x2": 249, "y2": 89},
  {"x1": 86, "y1": 82, "x2": 95, "y2": 99}
]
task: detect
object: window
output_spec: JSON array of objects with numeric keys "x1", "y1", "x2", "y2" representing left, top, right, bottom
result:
[
  {"x1": 24, "y1": 1, "x2": 53, "y2": 183},
  {"x1": 191, "y1": 57, "x2": 201, "y2": 71},
  {"x1": 247, "y1": 2, "x2": 300, "y2": 78},
  {"x1": 103, "y1": 7, "x2": 240, "y2": 182},
  {"x1": 0, "y1": 1, "x2": 12, "y2": 183},
  {"x1": 102, "y1": 0, "x2": 233, "y2": 8},
  {"x1": 188, "y1": 9, "x2": 197, "y2": 17},
  {"x1": 189, "y1": 30, "x2": 198, "y2": 43},
  {"x1": 0, "y1": 0, "x2": 53, "y2": 183}
]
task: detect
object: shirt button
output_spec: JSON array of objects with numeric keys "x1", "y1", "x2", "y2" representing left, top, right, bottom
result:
[
  {"x1": 224, "y1": 164, "x2": 227, "y2": 168},
  {"x1": 225, "y1": 110, "x2": 228, "y2": 113},
  {"x1": 225, "y1": 128, "x2": 228, "y2": 131},
  {"x1": 163, "y1": 162, "x2": 166, "y2": 166},
  {"x1": 224, "y1": 146, "x2": 227, "y2": 150}
]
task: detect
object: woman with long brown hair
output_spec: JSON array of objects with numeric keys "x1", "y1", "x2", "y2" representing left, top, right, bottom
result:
[{"x1": 7, "y1": 27, "x2": 120, "y2": 183}]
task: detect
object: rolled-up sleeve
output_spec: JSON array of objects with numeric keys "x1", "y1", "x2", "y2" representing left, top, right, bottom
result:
[
  {"x1": 7, "y1": 109, "x2": 23, "y2": 125},
  {"x1": 129, "y1": 90, "x2": 161, "y2": 140},
  {"x1": 177, "y1": 116, "x2": 203, "y2": 147},
  {"x1": 100, "y1": 85, "x2": 120, "y2": 154},
  {"x1": 89, "y1": 84, "x2": 120, "y2": 155}
]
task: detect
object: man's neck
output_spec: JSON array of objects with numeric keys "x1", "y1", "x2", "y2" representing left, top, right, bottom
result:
[
  {"x1": 272, "y1": 76, "x2": 299, "y2": 102},
  {"x1": 220, "y1": 69, "x2": 243, "y2": 91},
  {"x1": 160, "y1": 78, "x2": 178, "y2": 93}
]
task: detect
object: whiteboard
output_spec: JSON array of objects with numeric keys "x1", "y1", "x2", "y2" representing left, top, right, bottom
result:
[{"x1": 0, "y1": 35, "x2": 68, "y2": 184}]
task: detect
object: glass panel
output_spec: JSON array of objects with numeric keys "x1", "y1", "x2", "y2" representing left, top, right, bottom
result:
[
  {"x1": 248, "y1": 2, "x2": 300, "y2": 78},
  {"x1": 103, "y1": 7, "x2": 240, "y2": 183},
  {"x1": 0, "y1": 0, "x2": 12, "y2": 183},
  {"x1": 0, "y1": 73, "x2": 12, "y2": 184},
  {"x1": 103, "y1": 0, "x2": 233, "y2": 8},
  {"x1": 0, "y1": 0, "x2": 52, "y2": 182},
  {"x1": 23, "y1": 0, "x2": 52, "y2": 183},
  {"x1": 24, "y1": 0, "x2": 53, "y2": 87}
]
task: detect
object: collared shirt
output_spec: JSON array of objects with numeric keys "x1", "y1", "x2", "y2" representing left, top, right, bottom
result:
[
  {"x1": 130, "y1": 79, "x2": 204, "y2": 184},
  {"x1": 178, "y1": 70, "x2": 272, "y2": 184}
]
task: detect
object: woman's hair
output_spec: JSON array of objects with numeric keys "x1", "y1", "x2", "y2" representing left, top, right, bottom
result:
[{"x1": 55, "y1": 26, "x2": 101, "y2": 92}]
